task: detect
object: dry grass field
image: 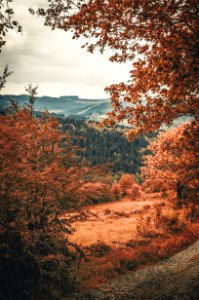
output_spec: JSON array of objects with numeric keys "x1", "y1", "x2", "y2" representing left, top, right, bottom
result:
[
  {"x1": 66, "y1": 194, "x2": 199, "y2": 289},
  {"x1": 70, "y1": 199, "x2": 154, "y2": 246}
]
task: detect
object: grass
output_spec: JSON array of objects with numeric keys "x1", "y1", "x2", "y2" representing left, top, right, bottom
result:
[{"x1": 68, "y1": 194, "x2": 199, "y2": 289}]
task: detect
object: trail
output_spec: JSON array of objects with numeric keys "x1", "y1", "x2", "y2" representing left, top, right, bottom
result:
[
  {"x1": 106, "y1": 239, "x2": 199, "y2": 299},
  {"x1": 70, "y1": 239, "x2": 199, "y2": 299}
]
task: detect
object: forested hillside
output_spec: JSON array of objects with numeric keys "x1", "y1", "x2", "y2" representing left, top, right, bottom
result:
[{"x1": 61, "y1": 117, "x2": 148, "y2": 174}]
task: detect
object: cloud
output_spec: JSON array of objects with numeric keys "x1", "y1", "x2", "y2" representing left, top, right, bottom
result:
[{"x1": 0, "y1": 0, "x2": 131, "y2": 98}]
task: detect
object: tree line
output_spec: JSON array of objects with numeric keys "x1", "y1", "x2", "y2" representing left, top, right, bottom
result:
[{"x1": 60, "y1": 117, "x2": 148, "y2": 174}]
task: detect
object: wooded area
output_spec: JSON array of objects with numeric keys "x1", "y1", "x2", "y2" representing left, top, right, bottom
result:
[{"x1": 0, "y1": 0, "x2": 198, "y2": 299}]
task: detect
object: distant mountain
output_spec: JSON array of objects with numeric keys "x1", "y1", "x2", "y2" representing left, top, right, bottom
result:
[
  {"x1": 0, "y1": 94, "x2": 190, "y2": 126},
  {"x1": 0, "y1": 94, "x2": 110, "y2": 120}
]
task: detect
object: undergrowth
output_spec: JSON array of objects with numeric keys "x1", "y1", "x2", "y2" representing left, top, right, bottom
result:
[{"x1": 73, "y1": 203, "x2": 199, "y2": 289}]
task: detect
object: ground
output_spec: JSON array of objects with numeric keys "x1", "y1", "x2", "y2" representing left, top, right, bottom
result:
[
  {"x1": 64, "y1": 195, "x2": 199, "y2": 299},
  {"x1": 69, "y1": 199, "x2": 155, "y2": 246},
  {"x1": 68, "y1": 240, "x2": 199, "y2": 299}
]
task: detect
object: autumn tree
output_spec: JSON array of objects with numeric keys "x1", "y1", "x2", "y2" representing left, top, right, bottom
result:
[
  {"x1": 142, "y1": 121, "x2": 199, "y2": 206},
  {"x1": 79, "y1": 181, "x2": 111, "y2": 204},
  {"x1": 35, "y1": 0, "x2": 198, "y2": 137},
  {"x1": 110, "y1": 183, "x2": 121, "y2": 201},
  {"x1": 34, "y1": 0, "x2": 198, "y2": 212},
  {"x1": 119, "y1": 173, "x2": 141, "y2": 199},
  {"x1": 119, "y1": 174, "x2": 134, "y2": 196},
  {"x1": 126, "y1": 184, "x2": 141, "y2": 200},
  {"x1": 0, "y1": 103, "x2": 86, "y2": 299}
]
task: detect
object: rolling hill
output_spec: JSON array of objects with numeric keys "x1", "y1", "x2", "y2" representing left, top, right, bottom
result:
[{"x1": 0, "y1": 94, "x2": 110, "y2": 120}]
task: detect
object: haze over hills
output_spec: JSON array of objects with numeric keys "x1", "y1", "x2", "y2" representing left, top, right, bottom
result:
[
  {"x1": 0, "y1": 94, "x2": 110, "y2": 120},
  {"x1": 0, "y1": 94, "x2": 190, "y2": 126}
]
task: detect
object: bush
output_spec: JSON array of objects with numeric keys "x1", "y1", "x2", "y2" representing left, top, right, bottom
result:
[
  {"x1": 0, "y1": 109, "x2": 83, "y2": 299},
  {"x1": 110, "y1": 183, "x2": 121, "y2": 201},
  {"x1": 79, "y1": 182, "x2": 112, "y2": 204},
  {"x1": 0, "y1": 230, "x2": 77, "y2": 300},
  {"x1": 136, "y1": 207, "x2": 187, "y2": 239},
  {"x1": 126, "y1": 184, "x2": 141, "y2": 200},
  {"x1": 119, "y1": 174, "x2": 135, "y2": 197}
]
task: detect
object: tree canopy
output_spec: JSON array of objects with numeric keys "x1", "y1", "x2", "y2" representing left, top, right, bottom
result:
[
  {"x1": 35, "y1": 0, "x2": 198, "y2": 137},
  {"x1": 0, "y1": 106, "x2": 84, "y2": 298},
  {"x1": 142, "y1": 121, "x2": 199, "y2": 204}
]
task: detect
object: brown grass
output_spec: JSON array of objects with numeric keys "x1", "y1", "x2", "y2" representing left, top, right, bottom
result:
[{"x1": 68, "y1": 195, "x2": 199, "y2": 289}]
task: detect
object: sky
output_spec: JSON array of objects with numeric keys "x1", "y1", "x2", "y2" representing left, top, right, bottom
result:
[{"x1": 0, "y1": 0, "x2": 131, "y2": 98}]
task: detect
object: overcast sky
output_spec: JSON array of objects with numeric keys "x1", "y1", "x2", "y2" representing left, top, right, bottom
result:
[{"x1": 0, "y1": 0, "x2": 131, "y2": 98}]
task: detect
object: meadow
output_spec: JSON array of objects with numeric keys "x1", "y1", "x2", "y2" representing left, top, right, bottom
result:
[{"x1": 68, "y1": 194, "x2": 199, "y2": 289}]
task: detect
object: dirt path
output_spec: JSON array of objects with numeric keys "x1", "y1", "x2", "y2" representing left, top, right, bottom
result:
[{"x1": 71, "y1": 239, "x2": 199, "y2": 299}]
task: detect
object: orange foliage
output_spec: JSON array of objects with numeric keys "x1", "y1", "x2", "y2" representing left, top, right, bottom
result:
[
  {"x1": 126, "y1": 184, "x2": 141, "y2": 200},
  {"x1": 79, "y1": 181, "x2": 111, "y2": 204},
  {"x1": 119, "y1": 173, "x2": 140, "y2": 199},
  {"x1": 142, "y1": 121, "x2": 199, "y2": 204},
  {"x1": 36, "y1": 0, "x2": 198, "y2": 136},
  {"x1": 0, "y1": 109, "x2": 84, "y2": 225},
  {"x1": 110, "y1": 183, "x2": 121, "y2": 201},
  {"x1": 0, "y1": 107, "x2": 91, "y2": 298}
]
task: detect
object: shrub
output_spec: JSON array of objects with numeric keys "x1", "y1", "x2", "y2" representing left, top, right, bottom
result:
[
  {"x1": 126, "y1": 184, "x2": 141, "y2": 200},
  {"x1": 110, "y1": 183, "x2": 121, "y2": 201},
  {"x1": 0, "y1": 109, "x2": 84, "y2": 299},
  {"x1": 136, "y1": 207, "x2": 187, "y2": 239},
  {"x1": 79, "y1": 182, "x2": 112, "y2": 204},
  {"x1": 119, "y1": 174, "x2": 135, "y2": 197}
]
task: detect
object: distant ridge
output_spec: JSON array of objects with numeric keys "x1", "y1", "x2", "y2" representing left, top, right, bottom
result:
[
  {"x1": 0, "y1": 94, "x2": 110, "y2": 120},
  {"x1": 0, "y1": 94, "x2": 189, "y2": 126}
]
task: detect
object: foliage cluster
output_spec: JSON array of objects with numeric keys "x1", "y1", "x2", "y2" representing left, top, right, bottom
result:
[
  {"x1": 35, "y1": 0, "x2": 198, "y2": 208},
  {"x1": 142, "y1": 121, "x2": 199, "y2": 206},
  {"x1": 0, "y1": 106, "x2": 87, "y2": 299},
  {"x1": 119, "y1": 173, "x2": 141, "y2": 199},
  {"x1": 0, "y1": 0, "x2": 21, "y2": 51},
  {"x1": 36, "y1": 0, "x2": 198, "y2": 137}
]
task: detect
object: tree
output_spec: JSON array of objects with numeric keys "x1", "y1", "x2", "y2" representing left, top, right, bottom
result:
[
  {"x1": 126, "y1": 184, "x2": 141, "y2": 200},
  {"x1": 119, "y1": 173, "x2": 135, "y2": 197},
  {"x1": 35, "y1": 0, "x2": 198, "y2": 137},
  {"x1": 110, "y1": 183, "x2": 121, "y2": 201},
  {"x1": 79, "y1": 181, "x2": 111, "y2": 204},
  {"x1": 142, "y1": 121, "x2": 199, "y2": 206},
  {"x1": 0, "y1": 105, "x2": 85, "y2": 299}
]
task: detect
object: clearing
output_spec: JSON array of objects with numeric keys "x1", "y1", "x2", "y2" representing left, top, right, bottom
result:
[{"x1": 66, "y1": 195, "x2": 199, "y2": 299}]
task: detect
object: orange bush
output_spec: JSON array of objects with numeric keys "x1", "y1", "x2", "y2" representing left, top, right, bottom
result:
[
  {"x1": 110, "y1": 183, "x2": 121, "y2": 201},
  {"x1": 119, "y1": 174, "x2": 136, "y2": 197}
]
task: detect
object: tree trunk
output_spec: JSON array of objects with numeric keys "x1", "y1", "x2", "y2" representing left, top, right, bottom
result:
[{"x1": 176, "y1": 181, "x2": 184, "y2": 207}]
